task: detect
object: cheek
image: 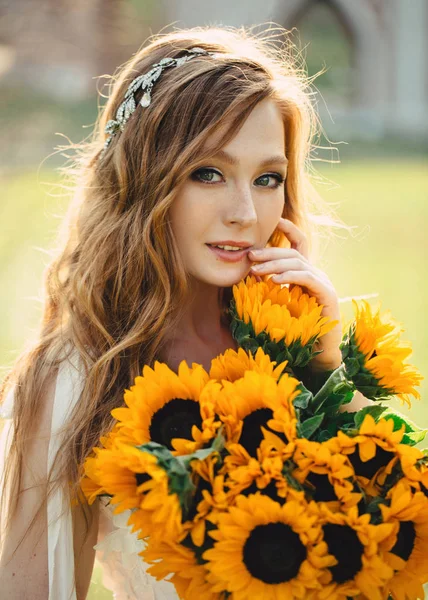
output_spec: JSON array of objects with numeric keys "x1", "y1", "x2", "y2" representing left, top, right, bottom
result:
[
  {"x1": 169, "y1": 189, "x2": 215, "y2": 247},
  {"x1": 258, "y1": 198, "x2": 284, "y2": 234},
  {"x1": 169, "y1": 192, "x2": 194, "y2": 237}
]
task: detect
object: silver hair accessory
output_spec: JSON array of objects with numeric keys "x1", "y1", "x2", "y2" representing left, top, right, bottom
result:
[{"x1": 101, "y1": 46, "x2": 216, "y2": 158}]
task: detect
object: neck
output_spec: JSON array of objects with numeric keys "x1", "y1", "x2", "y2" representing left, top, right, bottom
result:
[
  {"x1": 157, "y1": 280, "x2": 236, "y2": 371},
  {"x1": 173, "y1": 280, "x2": 228, "y2": 344}
]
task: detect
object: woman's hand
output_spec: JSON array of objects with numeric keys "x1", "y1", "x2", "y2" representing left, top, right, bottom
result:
[{"x1": 248, "y1": 217, "x2": 343, "y2": 373}]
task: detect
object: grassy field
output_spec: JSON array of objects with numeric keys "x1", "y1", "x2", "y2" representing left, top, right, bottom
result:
[{"x1": 0, "y1": 158, "x2": 427, "y2": 597}]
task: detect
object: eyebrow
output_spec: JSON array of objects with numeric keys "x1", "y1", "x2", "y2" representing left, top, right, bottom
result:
[{"x1": 212, "y1": 149, "x2": 288, "y2": 168}]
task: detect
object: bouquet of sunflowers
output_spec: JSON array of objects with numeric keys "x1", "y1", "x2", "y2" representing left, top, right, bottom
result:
[{"x1": 81, "y1": 276, "x2": 427, "y2": 600}]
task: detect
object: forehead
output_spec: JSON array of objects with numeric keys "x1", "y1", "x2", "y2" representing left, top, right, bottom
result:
[{"x1": 204, "y1": 98, "x2": 285, "y2": 157}]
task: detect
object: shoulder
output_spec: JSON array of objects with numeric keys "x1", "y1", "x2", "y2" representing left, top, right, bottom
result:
[
  {"x1": 55, "y1": 346, "x2": 87, "y2": 408},
  {"x1": 1, "y1": 343, "x2": 87, "y2": 420}
]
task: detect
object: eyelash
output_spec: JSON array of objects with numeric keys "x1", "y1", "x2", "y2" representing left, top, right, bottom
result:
[{"x1": 190, "y1": 167, "x2": 285, "y2": 189}]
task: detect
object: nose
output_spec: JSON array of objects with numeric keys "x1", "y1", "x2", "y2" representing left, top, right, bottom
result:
[{"x1": 224, "y1": 184, "x2": 257, "y2": 227}]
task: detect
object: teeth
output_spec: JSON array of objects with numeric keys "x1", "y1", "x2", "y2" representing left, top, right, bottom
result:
[{"x1": 212, "y1": 245, "x2": 245, "y2": 251}]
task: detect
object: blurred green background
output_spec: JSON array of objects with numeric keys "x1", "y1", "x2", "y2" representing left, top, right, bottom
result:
[{"x1": 1, "y1": 0, "x2": 427, "y2": 597}]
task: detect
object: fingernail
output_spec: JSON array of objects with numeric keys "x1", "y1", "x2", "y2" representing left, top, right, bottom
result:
[
  {"x1": 249, "y1": 249, "x2": 262, "y2": 255},
  {"x1": 251, "y1": 264, "x2": 263, "y2": 271}
]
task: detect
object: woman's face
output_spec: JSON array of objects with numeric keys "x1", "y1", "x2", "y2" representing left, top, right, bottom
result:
[{"x1": 169, "y1": 97, "x2": 288, "y2": 289}]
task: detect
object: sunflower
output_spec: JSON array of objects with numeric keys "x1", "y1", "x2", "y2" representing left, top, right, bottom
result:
[
  {"x1": 81, "y1": 443, "x2": 183, "y2": 543},
  {"x1": 293, "y1": 438, "x2": 363, "y2": 512},
  {"x1": 225, "y1": 453, "x2": 305, "y2": 505},
  {"x1": 203, "y1": 494, "x2": 335, "y2": 599},
  {"x1": 341, "y1": 299, "x2": 423, "y2": 406},
  {"x1": 80, "y1": 449, "x2": 107, "y2": 504},
  {"x1": 202, "y1": 370, "x2": 299, "y2": 458},
  {"x1": 77, "y1": 423, "x2": 125, "y2": 506},
  {"x1": 404, "y1": 455, "x2": 428, "y2": 495},
  {"x1": 184, "y1": 454, "x2": 238, "y2": 547},
  {"x1": 326, "y1": 415, "x2": 419, "y2": 496},
  {"x1": 374, "y1": 440, "x2": 425, "y2": 495},
  {"x1": 379, "y1": 480, "x2": 428, "y2": 600},
  {"x1": 209, "y1": 346, "x2": 288, "y2": 383},
  {"x1": 98, "y1": 421, "x2": 123, "y2": 449},
  {"x1": 142, "y1": 540, "x2": 222, "y2": 600},
  {"x1": 110, "y1": 360, "x2": 218, "y2": 454},
  {"x1": 314, "y1": 505, "x2": 395, "y2": 600},
  {"x1": 230, "y1": 275, "x2": 339, "y2": 368}
]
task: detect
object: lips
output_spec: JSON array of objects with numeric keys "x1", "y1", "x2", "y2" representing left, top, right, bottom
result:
[
  {"x1": 206, "y1": 244, "x2": 250, "y2": 263},
  {"x1": 207, "y1": 241, "x2": 253, "y2": 249}
]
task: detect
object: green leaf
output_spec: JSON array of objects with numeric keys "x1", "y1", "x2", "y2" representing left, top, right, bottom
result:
[
  {"x1": 322, "y1": 400, "x2": 347, "y2": 415},
  {"x1": 340, "y1": 342, "x2": 349, "y2": 360},
  {"x1": 179, "y1": 447, "x2": 217, "y2": 467},
  {"x1": 354, "y1": 405, "x2": 388, "y2": 429},
  {"x1": 402, "y1": 430, "x2": 428, "y2": 446},
  {"x1": 266, "y1": 341, "x2": 280, "y2": 356},
  {"x1": 354, "y1": 373, "x2": 376, "y2": 386},
  {"x1": 298, "y1": 413, "x2": 325, "y2": 439},
  {"x1": 179, "y1": 427, "x2": 226, "y2": 467},
  {"x1": 366, "y1": 496, "x2": 388, "y2": 514},
  {"x1": 317, "y1": 389, "x2": 353, "y2": 417},
  {"x1": 381, "y1": 409, "x2": 424, "y2": 434},
  {"x1": 310, "y1": 364, "x2": 355, "y2": 414},
  {"x1": 351, "y1": 384, "x2": 388, "y2": 401},
  {"x1": 294, "y1": 345, "x2": 310, "y2": 366},
  {"x1": 344, "y1": 357, "x2": 360, "y2": 377},
  {"x1": 211, "y1": 426, "x2": 226, "y2": 453},
  {"x1": 317, "y1": 430, "x2": 332, "y2": 442},
  {"x1": 340, "y1": 390, "x2": 356, "y2": 406},
  {"x1": 335, "y1": 411, "x2": 356, "y2": 427},
  {"x1": 293, "y1": 386, "x2": 312, "y2": 409},
  {"x1": 135, "y1": 442, "x2": 197, "y2": 513},
  {"x1": 234, "y1": 320, "x2": 249, "y2": 339},
  {"x1": 247, "y1": 339, "x2": 261, "y2": 353}
]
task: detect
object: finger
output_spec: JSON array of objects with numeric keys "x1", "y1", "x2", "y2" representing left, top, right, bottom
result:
[
  {"x1": 275, "y1": 218, "x2": 309, "y2": 259},
  {"x1": 248, "y1": 246, "x2": 309, "y2": 264},
  {"x1": 270, "y1": 270, "x2": 327, "y2": 300},
  {"x1": 249, "y1": 247, "x2": 330, "y2": 286},
  {"x1": 250, "y1": 257, "x2": 308, "y2": 274}
]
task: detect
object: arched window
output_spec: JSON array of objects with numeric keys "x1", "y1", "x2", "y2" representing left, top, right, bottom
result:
[{"x1": 292, "y1": 0, "x2": 356, "y2": 109}]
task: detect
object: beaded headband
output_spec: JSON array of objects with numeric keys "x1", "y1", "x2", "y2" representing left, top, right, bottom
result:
[{"x1": 101, "y1": 46, "x2": 216, "y2": 157}]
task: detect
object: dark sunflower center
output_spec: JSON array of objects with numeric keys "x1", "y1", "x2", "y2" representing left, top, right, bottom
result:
[
  {"x1": 135, "y1": 472, "x2": 151, "y2": 488},
  {"x1": 149, "y1": 398, "x2": 202, "y2": 450},
  {"x1": 240, "y1": 408, "x2": 287, "y2": 456},
  {"x1": 306, "y1": 472, "x2": 337, "y2": 502},
  {"x1": 243, "y1": 522, "x2": 306, "y2": 584},
  {"x1": 390, "y1": 520, "x2": 416, "y2": 562},
  {"x1": 323, "y1": 523, "x2": 364, "y2": 583},
  {"x1": 349, "y1": 445, "x2": 393, "y2": 479}
]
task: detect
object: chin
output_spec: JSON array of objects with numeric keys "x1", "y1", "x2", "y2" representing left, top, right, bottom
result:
[{"x1": 207, "y1": 269, "x2": 251, "y2": 288}]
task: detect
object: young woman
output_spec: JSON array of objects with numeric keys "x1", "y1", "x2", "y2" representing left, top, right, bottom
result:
[{"x1": 0, "y1": 25, "x2": 370, "y2": 599}]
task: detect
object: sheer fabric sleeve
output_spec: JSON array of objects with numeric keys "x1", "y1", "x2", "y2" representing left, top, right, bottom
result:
[{"x1": 0, "y1": 351, "x2": 86, "y2": 600}]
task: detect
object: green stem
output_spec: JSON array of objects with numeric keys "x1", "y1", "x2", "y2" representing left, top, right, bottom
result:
[{"x1": 310, "y1": 363, "x2": 355, "y2": 414}]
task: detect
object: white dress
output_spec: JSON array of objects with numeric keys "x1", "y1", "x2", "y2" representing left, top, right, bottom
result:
[{"x1": 0, "y1": 350, "x2": 179, "y2": 600}]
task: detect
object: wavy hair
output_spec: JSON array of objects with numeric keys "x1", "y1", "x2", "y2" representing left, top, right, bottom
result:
[{"x1": 0, "y1": 24, "x2": 349, "y2": 572}]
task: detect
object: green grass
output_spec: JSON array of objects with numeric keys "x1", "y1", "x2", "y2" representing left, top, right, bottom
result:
[
  {"x1": 0, "y1": 159, "x2": 427, "y2": 597},
  {"x1": 314, "y1": 159, "x2": 428, "y2": 430}
]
